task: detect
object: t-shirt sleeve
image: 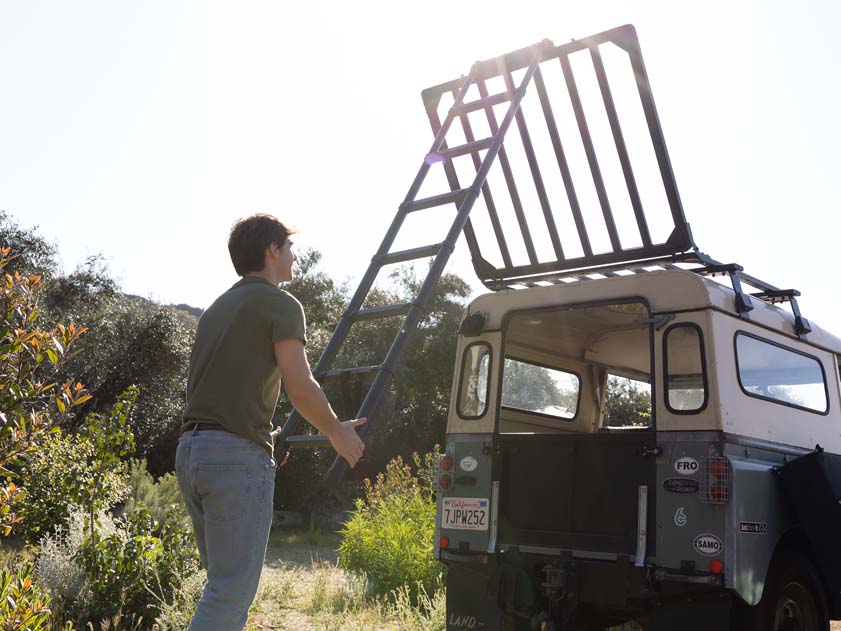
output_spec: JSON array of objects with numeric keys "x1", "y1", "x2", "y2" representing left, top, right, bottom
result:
[{"x1": 270, "y1": 290, "x2": 307, "y2": 345}]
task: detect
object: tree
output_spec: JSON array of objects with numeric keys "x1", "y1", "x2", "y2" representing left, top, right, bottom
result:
[
  {"x1": 274, "y1": 263, "x2": 470, "y2": 510},
  {"x1": 2, "y1": 211, "x2": 195, "y2": 475},
  {"x1": 0, "y1": 210, "x2": 58, "y2": 277},
  {"x1": 603, "y1": 376, "x2": 651, "y2": 427}
]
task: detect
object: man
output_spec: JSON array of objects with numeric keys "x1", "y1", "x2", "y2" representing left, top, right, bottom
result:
[{"x1": 176, "y1": 214, "x2": 366, "y2": 630}]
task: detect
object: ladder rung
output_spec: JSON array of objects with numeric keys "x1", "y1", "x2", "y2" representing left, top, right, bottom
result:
[
  {"x1": 353, "y1": 303, "x2": 412, "y2": 321},
  {"x1": 380, "y1": 243, "x2": 442, "y2": 266},
  {"x1": 316, "y1": 365, "x2": 380, "y2": 380},
  {"x1": 405, "y1": 189, "x2": 469, "y2": 213},
  {"x1": 286, "y1": 434, "x2": 330, "y2": 444},
  {"x1": 452, "y1": 92, "x2": 511, "y2": 116},
  {"x1": 439, "y1": 137, "x2": 494, "y2": 160}
]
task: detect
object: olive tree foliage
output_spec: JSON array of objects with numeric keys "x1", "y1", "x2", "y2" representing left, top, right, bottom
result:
[{"x1": 1, "y1": 212, "x2": 194, "y2": 475}]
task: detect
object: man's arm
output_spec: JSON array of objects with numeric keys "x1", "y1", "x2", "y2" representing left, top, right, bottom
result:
[{"x1": 272, "y1": 338, "x2": 367, "y2": 467}]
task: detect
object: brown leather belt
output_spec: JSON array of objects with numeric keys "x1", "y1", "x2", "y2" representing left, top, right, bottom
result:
[{"x1": 183, "y1": 422, "x2": 227, "y2": 433}]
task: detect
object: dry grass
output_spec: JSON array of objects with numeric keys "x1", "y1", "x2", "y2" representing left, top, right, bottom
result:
[
  {"x1": 239, "y1": 541, "x2": 841, "y2": 631},
  {"x1": 245, "y1": 542, "x2": 444, "y2": 631}
]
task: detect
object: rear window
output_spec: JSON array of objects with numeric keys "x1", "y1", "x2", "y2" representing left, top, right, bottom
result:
[
  {"x1": 735, "y1": 332, "x2": 828, "y2": 414},
  {"x1": 501, "y1": 357, "x2": 580, "y2": 420},
  {"x1": 457, "y1": 343, "x2": 492, "y2": 419},
  {"x1": 663, "y1": 324, "x2": 708, "y2": 413}
]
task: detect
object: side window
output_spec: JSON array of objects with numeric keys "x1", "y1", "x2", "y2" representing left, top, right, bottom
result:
[
  {"x1": 735, "y1": 332, "x2": 828, "y2": 414},
  {"x1": 501, "y1": 357, "x2": 580, "y2": 420},
  {"x1": 663, "y1": 324, "x2": 708, "y2": 413},
  {"x1": 457, "y1": 343, "x2": 492, "y2": 419}
]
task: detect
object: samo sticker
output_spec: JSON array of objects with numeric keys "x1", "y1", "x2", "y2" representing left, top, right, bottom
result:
[
  {"x1": 663, "y1": 478, "x2": 700, "y2": 494},
  {"x1": 674, "y1": 457, "x2": 700, "y2": 475},
  {"x1": 694, "y1": 534, "x2": 723, "y2": 556},
  {"x1": 459, "y1": 456, "x2": 478, "y2": 472}
]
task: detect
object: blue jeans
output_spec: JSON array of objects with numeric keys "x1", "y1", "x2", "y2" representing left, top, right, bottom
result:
[{"x1": 175, "y1": 426, "x2": 276, "y2": 631}]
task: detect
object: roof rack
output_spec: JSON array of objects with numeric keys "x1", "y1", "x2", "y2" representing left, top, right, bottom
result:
[{"x1": 487, "y1": 250, "x2": 811, "y2": 338}]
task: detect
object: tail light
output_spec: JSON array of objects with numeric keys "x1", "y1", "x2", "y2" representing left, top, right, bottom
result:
[
  {"x1": 438, "y1": 452, "x2": 453, "y2": 490},
  {"x1": 702, "y1": 456, "x2": 730, "y2": 504},
  {"x1": 439, "y1": 535, "x2": 450, "y2": 549}
]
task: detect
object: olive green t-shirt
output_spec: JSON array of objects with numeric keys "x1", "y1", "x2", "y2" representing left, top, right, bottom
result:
[{"x1": 181, "y1": 276, "x2": 307, "y2": 454}]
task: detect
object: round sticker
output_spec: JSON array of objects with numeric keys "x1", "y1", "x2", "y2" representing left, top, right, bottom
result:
[
  {"x1": 459, "y1": 456, "x2": 478, "y2": 472},
  {"x1": 694, "y1": 534, "x2": 723, "y2": 557},
  {"x1": 674, "y1": 457, "x2": 700, "y2": 476}
]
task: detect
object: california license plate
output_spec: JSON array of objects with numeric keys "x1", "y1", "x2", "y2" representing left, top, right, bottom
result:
[{"x1": 442, "y1": 497, "x2": 489, "y2": 531}]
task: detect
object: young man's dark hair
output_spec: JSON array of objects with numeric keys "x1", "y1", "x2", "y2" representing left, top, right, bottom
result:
[{"x1": 228, "y1": 214, "x2": 297, "y2": 276}]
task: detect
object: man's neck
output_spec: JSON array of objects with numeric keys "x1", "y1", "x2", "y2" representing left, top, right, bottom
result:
[{"x1": 244, "y1": 270, "x2": 280, "y2": 286}]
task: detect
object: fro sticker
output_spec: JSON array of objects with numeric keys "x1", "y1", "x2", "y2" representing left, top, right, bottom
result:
[
  {"x1": 674, "y1": 507, "x2": 687, "y2": 527},
  {"x1": 674, "y1": 457, "x2": 700, "y2": 476},
  {"x1": 459, "y1": 456, "x2": 478, "y2": 472},
  {"x1": 694, "y1": 533, "x2": 723, "y2": 557}
]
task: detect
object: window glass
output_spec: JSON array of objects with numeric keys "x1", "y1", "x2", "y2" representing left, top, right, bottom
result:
[
  {"x1": 665, "y1": 325, "x2": 707, "y2": 412},
  {"x1": 501, "y1": 358, "x2": 579, "y2": 419},
  {"x1": 603, "y1": 375, "x2": 652, "y2": 427},
  {"x1": 457, "y1": 344, "x2": 491, "y2": 418},
  {"x1": 735, "y1": 333, "x2": 827, "y2": 413}
]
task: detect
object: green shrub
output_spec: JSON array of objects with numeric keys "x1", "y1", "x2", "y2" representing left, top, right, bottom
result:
[
  {"x1": 124, "y1": 459, "x2": 186, "y2": 525},
  {"x1": 19, "y1": 431, "x2": 130, "y2": 541},
  {"x1": 74, "y1": 506, "x2": 199, "y2": 628},
  {"x1": 0, "y1": 248, "x2": 90, "y2": 538},
  {"x1": 0, "y1": 564, "x2": 53, "y2": 631},
  {"x1": 338, "y1": 451, "x2": 444, "y2": 601},
  {"x1": 34, "y1": 506, "x2": 122, "y2": 625}
]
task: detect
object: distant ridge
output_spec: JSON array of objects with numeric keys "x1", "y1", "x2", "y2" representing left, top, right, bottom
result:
[{"x1": 171, "y1": 303, "x2": 203, "y2": 318}]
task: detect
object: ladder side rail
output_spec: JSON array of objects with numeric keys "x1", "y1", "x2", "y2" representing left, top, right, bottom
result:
[
  {"x1": 502, "y1": 64, "x2": 565, "y2": 261},
  {"x1": 325, "y1": 55, "x2": 543, "y2": 487},
  {"x1": 450, "y1": 88, "x2": 514, "y2": 269},
  {"x1": 623, "y1": 34, "x2": 693, "y2": 249},
  {"x1": 532, "y1": 65, "x2": 594, "y2": 258},
  {"x1": 476, "y1": 75, "x2": 539, "y2": 264},
  {"x1": 558, "y1": 53, "x2": 622, "y2": 253},
  {"x1": 589, "y1": 45, "x2": 653, "y2": 248},
  {"x1": 277, "y1": 67, "x2": 482, "y2": 443},
  {"x1": 425, "y1": 111, "x2": 483, "y2": 266}
]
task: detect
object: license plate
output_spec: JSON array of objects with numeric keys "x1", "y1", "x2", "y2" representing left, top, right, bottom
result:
[{"x1": 442, "y1": 497, "x2": 489, "y2": 531}]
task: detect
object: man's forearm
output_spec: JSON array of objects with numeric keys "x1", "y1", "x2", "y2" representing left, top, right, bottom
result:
[{"x1": 286, "y1": 377, "x2": 343, "y2": 436}]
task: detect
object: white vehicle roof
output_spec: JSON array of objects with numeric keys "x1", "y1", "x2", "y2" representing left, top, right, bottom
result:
[{"x1": 467, "y1": 269, "x2": 841, "y2": 355}]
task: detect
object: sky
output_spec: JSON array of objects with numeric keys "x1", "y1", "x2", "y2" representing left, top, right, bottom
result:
[{"x1": 1, "y1": 1, "x2": 840, "y2": 330}]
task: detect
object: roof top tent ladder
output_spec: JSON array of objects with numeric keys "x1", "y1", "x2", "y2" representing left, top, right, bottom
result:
[{"x1": 275, "y1": 41, "x2": 552, "y2": 488}]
